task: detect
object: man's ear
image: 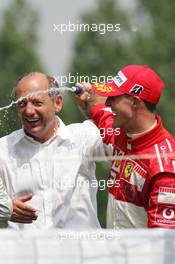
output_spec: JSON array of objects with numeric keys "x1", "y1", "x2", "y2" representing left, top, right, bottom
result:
[
  {"x1": 132, "y1": 96, "x2": 142, "y2": 109},
  {"x1": 55, "y1": 95, "x2": 63, "y2": 113}
]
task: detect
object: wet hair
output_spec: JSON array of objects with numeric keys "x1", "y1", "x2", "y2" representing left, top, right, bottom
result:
[
  {"x1": 13, "y1": 73, "x2": 60, "y2": 100},
  {"x1": 46, "y1": 75, "x2": 60, "y2": 101},
  {"x1": 46, "y1": 75, "x2": 59, "y2": 88}
]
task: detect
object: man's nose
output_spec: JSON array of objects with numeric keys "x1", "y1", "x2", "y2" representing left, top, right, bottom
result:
[{"x1": 24, "y1": 102, "x2": 35, "y2": 115}]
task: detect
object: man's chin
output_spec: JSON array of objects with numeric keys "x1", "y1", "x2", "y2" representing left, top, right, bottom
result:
[
  {"x1": 112, "y1": 123, "x2": 116, "y2": 129},
  {"x1": 112, "y1": 120, "x2": 123, "y2": 129},
  {"x1": 24, "y1": 127, "x2": 42, "y2": 138},
  {"x1": 112, "y1": 118, "x2": 119, "y2": 129}
]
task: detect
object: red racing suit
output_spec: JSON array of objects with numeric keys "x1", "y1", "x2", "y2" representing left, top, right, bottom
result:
[{"x1": 91, "y1": 104, "x2": 175, "y2": 228}]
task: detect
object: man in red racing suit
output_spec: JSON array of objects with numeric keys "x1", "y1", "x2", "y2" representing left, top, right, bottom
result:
[{"x1": 76, "y1": 65, "x2": 175, "y2": 228}]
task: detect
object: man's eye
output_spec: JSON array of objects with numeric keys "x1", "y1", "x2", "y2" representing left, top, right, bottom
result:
[
  {"x1": 17, "y1": 99, "x2": 27, "y2": 108},
  {"x1": 33, "y1": 101, "x2": 43, "y2": 106}
]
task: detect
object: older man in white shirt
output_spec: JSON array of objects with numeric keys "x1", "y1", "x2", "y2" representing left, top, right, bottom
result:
[{"x1": 0, "y1": 72, "x2": 105, "y2": 229}]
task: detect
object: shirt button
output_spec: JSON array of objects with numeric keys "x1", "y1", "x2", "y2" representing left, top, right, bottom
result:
[
  {"x1": 22, "y1": 163, "x2": 28, "y2": 169},
  {"x1": 59, "y1": 220, "x2": 64, "y2": 228}
]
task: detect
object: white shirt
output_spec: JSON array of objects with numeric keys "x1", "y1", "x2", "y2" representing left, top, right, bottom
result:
[
  {"x1": 0, "y1": 177, "x2": 12, "y2": 223},
  {"x1": 0, "y1": 118, "x2": 105, "y2": 229}
]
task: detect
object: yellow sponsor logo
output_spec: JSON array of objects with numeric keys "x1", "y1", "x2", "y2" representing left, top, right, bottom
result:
[
  {"x1": 124, "y1": 162, "x2": 133, "y2": 177},
  {"x1": 115, "y1": 159, "x2": 121, "y2": 168},
  {"x1": 94, "y1": 83, "x2": 113, "y2": 93}
]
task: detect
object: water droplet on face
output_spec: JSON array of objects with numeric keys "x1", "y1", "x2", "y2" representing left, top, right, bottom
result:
[
  {"x1": 0, "y1": 87, "x2": 76, "y2": 136},
  {"x1": 0, "y1": 87, "x2": 75, "y2": 112}
]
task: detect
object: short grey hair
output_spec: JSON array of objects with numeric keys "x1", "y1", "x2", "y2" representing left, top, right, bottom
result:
[{"x1": 13, "y1": 73, "x2": 60, "y2": 101}]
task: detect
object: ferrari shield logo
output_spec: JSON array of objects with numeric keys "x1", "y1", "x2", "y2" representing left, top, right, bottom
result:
[{"x1": 124, "y1": 162, "x2": 133, "y2": 177}]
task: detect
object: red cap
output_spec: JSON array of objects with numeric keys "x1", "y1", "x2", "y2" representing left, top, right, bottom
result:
[{"x1": 93, "y1": 65, "x2": 165, "y2": 104}]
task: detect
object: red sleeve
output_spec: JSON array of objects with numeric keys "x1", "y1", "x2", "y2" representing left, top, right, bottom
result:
[
  {"x1": 147, "y1": 173, "x2": 175, "y2": 228},
  {"x1": 90, "y1": 104, "x2": 120, "y2": 145}
]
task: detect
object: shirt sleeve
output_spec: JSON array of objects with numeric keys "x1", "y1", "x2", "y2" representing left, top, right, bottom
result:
[
  {"x1": 80, "y1": 120, "x2": 106, "y2": 159},
  {"x1": 0, "y1": 176, "x2": 12, "y2": 222},
  {"x1": 90, "y1": 104, "x2": 123, "y2": 158},
  {"x1": 147, "y1": 172, "x2": 175, "y2": 228},
  {"x1": 90, "y1": 104, "x2": 115, "y2": 144}
]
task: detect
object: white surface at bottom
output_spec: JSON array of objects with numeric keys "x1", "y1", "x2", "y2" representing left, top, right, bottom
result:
[{"x1": 0, "y1": 228, "x2": 174, "y2": 264}]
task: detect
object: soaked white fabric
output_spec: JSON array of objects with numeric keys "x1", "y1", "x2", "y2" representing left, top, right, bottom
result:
[{"x1": 0, "y1": 118, "x2": 105, "y2": 229}]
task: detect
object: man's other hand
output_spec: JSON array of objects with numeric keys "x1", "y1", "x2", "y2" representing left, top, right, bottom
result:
[{"x1": 10, "y1": 194, "x2": 38, "y2": 223}]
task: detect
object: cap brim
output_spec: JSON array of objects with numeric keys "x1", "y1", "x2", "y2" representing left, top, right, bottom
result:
[{"x1": 92, "y1": 81, "x2": 124, "y2": 97}]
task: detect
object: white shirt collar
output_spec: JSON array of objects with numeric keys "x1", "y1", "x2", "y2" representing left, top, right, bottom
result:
[{"x1": 126, "y1": 119, "x2": 157, "y2": 138}]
